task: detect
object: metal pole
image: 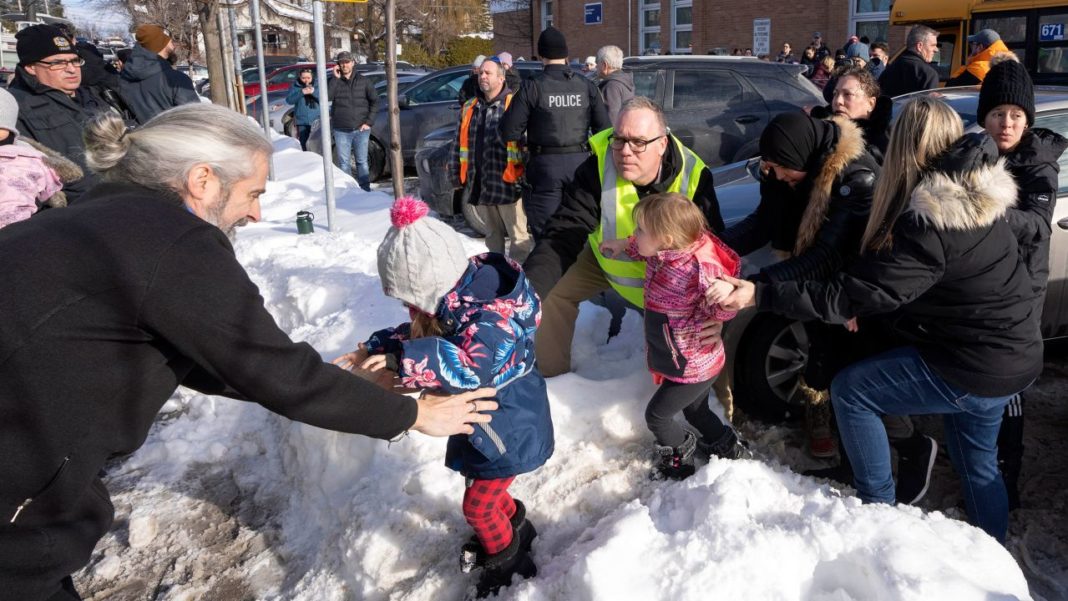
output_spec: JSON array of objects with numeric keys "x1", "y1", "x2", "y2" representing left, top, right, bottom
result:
[
  {"x1": 250, "y1": 0, "x2": 274, "y2": 180},
  {"x1": 217, "y1": 7, "x2": 235, "y2": 110},
  {"x1": 386, "y1": 0, "x2": 403, "y2": 199},
  {"x1": 313, "y1": 0, "x2": 336, "y2": 231},
  {"x1": 228, "y1": 4, "x2": 246, "y2": 111}
]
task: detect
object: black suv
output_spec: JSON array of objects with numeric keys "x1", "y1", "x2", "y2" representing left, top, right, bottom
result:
[{"x1": 623, "y1": 56, "x2": 823, "y2": 167}]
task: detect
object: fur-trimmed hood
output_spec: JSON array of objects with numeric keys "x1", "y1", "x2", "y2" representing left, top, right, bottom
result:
[
  {"x1": 20, "y1": 138, "x2": 83, "y2": 184},
  {"x1": 909, "y1": 134, "x2": 1019, "y2": 231},
  {"x1": 794, "y1": 115, "x2": 869, "y2": 253}
]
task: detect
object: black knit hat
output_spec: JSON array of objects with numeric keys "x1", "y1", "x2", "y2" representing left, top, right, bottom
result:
[
  {"x1": 978, "y1": 58, "x2": 1034, "y2": 126},
  {"x1": 760, "y1": 111, "x2": 829, "y2": 172},
  {"x1": 538, "y1": 26, "x2": 568, "y2": 60},
  {"x1": 16, "y1": 24, "x2": 76, "y2": 66}
]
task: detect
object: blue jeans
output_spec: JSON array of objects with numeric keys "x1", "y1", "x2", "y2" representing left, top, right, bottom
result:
[
  {"x1": 830, "y1": 346, "x2": 1015, "y2": 542},
  {"x1": 334, "y1": 128, "x2": 371, "y2": 190}
]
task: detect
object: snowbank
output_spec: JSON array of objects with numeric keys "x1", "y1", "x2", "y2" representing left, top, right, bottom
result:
[{"x1": 97, "y1": 139, "x2": 1032, "y2": 601}]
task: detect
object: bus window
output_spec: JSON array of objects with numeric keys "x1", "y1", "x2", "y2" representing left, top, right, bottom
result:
[
  {"x1": 935, "y1": 35, "x2": 958, "y2": 81},
  {"x1": 973, "y1": 15, "x2": 1028, "y2": 43},
  {"x1": 1039, "y1": 14, "x2": 1068, "y2": 74}
]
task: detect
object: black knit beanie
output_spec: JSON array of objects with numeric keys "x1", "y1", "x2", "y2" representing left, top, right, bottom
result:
[
  {"x1": 760, "y1": 111, "x2": 828, "y2": 172},
  {"x1": 538, "y1": 27, "x2": 568, "y2": 60},
  {"x1": 16, "y1": 24, "x2": 75, "y2": 66},
  {"x1": 978, "y1": 58, "x2": 1035, "y2": 126}
]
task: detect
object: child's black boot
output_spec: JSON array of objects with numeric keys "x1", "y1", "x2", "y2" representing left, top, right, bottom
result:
[
  {"x1": 652, "y1": 431, "x2": 698, "y2": 480},
  {"x1": 459, "y1": 500, "x2": 537, "y2": 574},
  {"x1": 698, "y1": 427, "x2": 752, "y2": 460},
  {"x1": 471, "y1": 535, "x2": 537, "y2": 598}
]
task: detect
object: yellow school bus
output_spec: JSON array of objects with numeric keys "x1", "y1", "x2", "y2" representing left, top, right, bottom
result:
[{"x1": 891, "y1": 0, "x2": 1068, "y2": 84}]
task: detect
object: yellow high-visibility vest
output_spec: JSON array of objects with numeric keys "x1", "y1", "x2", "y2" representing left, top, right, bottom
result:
[
  {"x1": 458, "y1": 94, "x2": 524, "y2": 184},
  {"x1": 587, "y1": 128, "x2": 705, "y2": 308}
]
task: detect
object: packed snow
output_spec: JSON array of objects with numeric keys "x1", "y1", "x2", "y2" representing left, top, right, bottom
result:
[{"x1": 79, "y1": 134, "x2": 1034, "y2": 600}]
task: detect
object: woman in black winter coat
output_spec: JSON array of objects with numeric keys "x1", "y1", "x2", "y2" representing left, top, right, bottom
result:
[
  {"x1": 717, "y1": 97, "x2": 1042, "y2": 543},
  {"x1": 979, "y1": 56, "x2": 1068, "y2": 511}
]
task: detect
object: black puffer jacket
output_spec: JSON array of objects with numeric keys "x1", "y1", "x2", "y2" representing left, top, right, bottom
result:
[
  {"x1": 118, "y1": 44, "x2": 200, "y2": 124},
  {"x1": 7, "y1": 67, "x2": 106, "y2": 203},
  {"x1": 878, "y1": 50, "x2": 939, "y2": 98},
  {"x1": 1001, "y1": 128, "x2": 1068, "y2": 326},
  {"x1": 523, "y1": 138, "x2": 724, "y2": 297},
  {"x1": 756, "y1": 134, "x2": 1042, "y2": 397},
  {"x1": 328, "y1": 71, "x2": 378, "y2": 130},
  {"x1": 0, "y1": 183, "x2": 419, "y2": 599},
  {"x1": 721, "y1": 116, "x2": 880, "y2": 283}
]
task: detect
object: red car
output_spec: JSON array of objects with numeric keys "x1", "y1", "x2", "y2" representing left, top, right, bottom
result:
[{"x1": 243, "y1": 62, "x2": 334, "y2": 97}]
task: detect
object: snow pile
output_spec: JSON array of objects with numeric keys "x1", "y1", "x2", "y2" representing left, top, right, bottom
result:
[{"x1": 90, "y1": 139, "x2": 1032, "y2": 601}]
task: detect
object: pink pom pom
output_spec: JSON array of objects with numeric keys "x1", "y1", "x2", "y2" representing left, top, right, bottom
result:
[{"x1": 390, "y1": 196, "x2": 429, "y2": 228}]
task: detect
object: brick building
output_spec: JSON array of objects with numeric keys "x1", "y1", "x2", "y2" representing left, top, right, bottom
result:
[{"x1": 493, "y1": 0, "x2": 912, "y2": 62}]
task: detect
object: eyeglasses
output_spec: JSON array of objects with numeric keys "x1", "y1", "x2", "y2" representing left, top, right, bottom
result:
[
  {"x1": 608, "y1": 134, "x2": 666, "y2": 153},
  {"x1": 36, "y1": 57, "x2": 85, "y2": 71}
]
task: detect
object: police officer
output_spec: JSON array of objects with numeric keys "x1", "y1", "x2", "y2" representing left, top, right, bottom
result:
[{"x1": 501, "y1": 26, "x2": 611, "y2": 238}]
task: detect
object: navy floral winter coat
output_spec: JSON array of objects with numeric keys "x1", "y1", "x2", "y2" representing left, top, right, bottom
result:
[{"x1": 365, "y1": 253, "x2": 554, "y2": 479}]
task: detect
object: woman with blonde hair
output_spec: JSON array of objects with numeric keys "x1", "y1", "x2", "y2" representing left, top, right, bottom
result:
[{"x1": 716, "y1": 97, "x2": 1041, "y2": 542}]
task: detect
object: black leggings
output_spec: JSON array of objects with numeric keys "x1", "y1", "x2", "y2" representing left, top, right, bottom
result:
[{"x1": 645, "y1": 378, "x2": 727, "y2": 448}]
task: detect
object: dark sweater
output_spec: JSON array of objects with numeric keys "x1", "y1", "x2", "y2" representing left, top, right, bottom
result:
[{"x1": 0, "y1": 182, "x2": 417, "y2": 599}]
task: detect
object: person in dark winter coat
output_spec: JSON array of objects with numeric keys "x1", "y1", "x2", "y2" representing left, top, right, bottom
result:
[
  {"x1": 336, "y1": 197, "x2": 552, "y2": 599},
  {"x1": 866, "y1": 41, "x2": 890, "y2": 80},
  {"x1": 0, "y1": 105, "x2": 497, "y2": 601},
  {"x1": 811, "y1": 67, "x2": 892, "y2": 163},
  {"x1": 719, "y1": 111, "x2": 880, "y2": 460},
  {"x1": 459, "y1": 55, "x2": 486, "y2": 106},
  {"x1": 800, "y1": 46, "x2": 819, "y2": 77},
  {"x1": 878, "y1": 25, "x2": 940, "y2": 97},
  {"x1": 7, "y1": 24, "x2": 107, "y2": 204},
  {"x1": 719, "y1": 97, "x2": 1041, "y2": 543},
  {"x1": 497, "y1": 52, "x2": 522, "y2": 92},
  {"x1": 595, "y1": 44, "x2": 635, "y2": 125},
  {"x1": 979, "y1": 56, "x2": 1068, "y2": 511},
  {"x1": 328, "y1": 51, "x2": 379, "y2": 191},
  {"x1": 523, "y1": 97, "x2": 725, "y2": 378},
  {"x1": 74, "y1": 39, "x2": 136, "y2": 124},
  {"x1": 119, "y1": 25, "x2": 199, "y2": 124},
  {"x1": 285, "y1": 68, "x2": 320, "y2": 151}
]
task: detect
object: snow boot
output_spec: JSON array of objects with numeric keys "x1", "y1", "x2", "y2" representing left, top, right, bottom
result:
[
  {"x1": 893, "y1": 433, "x2": 938, "y2": 505},
  {"x1": 460, "y1": 500, "x2": 537, "y2": 573},
  {"x1": 471, "y1": 534, "x2": 537, "y2": 599},
  {"x1": 802, "y1": 383, "x2": 838, "y2": 458},
  {"x1": 652, "y1": 431, "x2": 698, "y2": 480},
  {"x1": 997, "y1": 394, "x2": 1025, "y2": 511},
  {"x1": 698, "y1": 427, "x2": 752, "y2": 460}
]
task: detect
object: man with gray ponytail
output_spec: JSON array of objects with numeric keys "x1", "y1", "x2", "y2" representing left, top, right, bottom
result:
[{"x1": 0, "y1": 103, "x2": 499, "y2": 600}]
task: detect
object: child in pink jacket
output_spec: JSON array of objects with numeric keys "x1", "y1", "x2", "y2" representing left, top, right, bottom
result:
[
  {"x1": 0, "y1": 88, "x2": 80, "y2": 229},
  {"x1": 601, "y1": 192, "x2": 748, "y2": 480}
]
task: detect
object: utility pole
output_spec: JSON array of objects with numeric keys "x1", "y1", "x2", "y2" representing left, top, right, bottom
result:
[{"x1": 386, "y1": 0, "x2": 402, "y2": 198}]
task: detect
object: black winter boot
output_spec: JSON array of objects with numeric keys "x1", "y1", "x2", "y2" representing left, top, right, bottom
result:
[
  {"x1": 472, "y1": 534, "x2": 537, "y2": 599},
  {"x1": 698, "y1": 427, "x2": 752, "y2": 460},
  {"x1": 998, "y1": 394, "x2": 1025, "y2": 511},
  {"x1": 460, "y1": 500, "x2": 537, "y2": 573},
  {"x1": 653, "y1": 431, "x2": 698, "y2": 480}
]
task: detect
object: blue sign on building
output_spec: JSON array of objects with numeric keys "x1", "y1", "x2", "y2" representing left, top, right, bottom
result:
[{"x1": 585, "y1": 2, "x2": 603, "y2": 25}]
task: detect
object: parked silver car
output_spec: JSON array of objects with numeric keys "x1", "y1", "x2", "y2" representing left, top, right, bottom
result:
[{"x1": 717, "y1": 86, "x2": 1068, "y2": 423}]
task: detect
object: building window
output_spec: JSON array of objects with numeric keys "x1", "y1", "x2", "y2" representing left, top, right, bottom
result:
[
  {"x1": 542, "y1": 0, "x2": 553, "y2": 30},
  {"x1": 672, "y1": 0, "x2": 692, "y2": 54},
  {"x1": 332, "y1": 37, "x2": 342, "y2": 49},
  {"x1": 640, "y1": 0, "x2": 661, "y2": 55},
  {"x1": 850, "y1": 0, "x2": 890, "y2": 44}
]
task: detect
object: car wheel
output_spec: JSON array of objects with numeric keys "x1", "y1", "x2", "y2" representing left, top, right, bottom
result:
[
  {"x1": 282, "y1": 113, "x2": 295, "y2": 138},
  {"x1": 734, "y1": 314, "x2": 809, "y2": 423},
  {"x1": 461, "y1": 200, "x2": 490, "y2": 237},
  {"x1": 356, "y1": 137, "x2": 387, "y2": 182}
]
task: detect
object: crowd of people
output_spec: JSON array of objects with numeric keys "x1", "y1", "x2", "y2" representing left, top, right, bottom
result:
[{"x1": 0, "y1": 19, "x2": 1061, "y2": 601}]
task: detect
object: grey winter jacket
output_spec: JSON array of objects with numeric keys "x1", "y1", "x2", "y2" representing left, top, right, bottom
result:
[
  {"x1": 119, "y1": 45, "x2": 200, "y2": 124},
  {"x1": 598, "y1": 70, "x2": 635, "y2": 126}
]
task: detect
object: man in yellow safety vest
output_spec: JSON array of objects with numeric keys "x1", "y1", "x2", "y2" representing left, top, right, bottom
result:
[
  {"x1": 450, "y1": 57, "x2": 532, "y2": 260},
  {"x1": 523, "y1": 97, "x2": 725, "y2": 377}
]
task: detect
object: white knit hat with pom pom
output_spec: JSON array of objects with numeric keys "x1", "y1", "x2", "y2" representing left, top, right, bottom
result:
[{"x1": 377, "y1": 196, "x2": 471, "y2": 314}]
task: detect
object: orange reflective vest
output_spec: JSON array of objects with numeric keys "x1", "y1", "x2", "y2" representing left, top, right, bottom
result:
[
  {"x1": 950, "y1": 39, "x2": 1011, "y2": 83},
  {"x1": 458, "y1": 94, "x2": 524, "y2": 185}
]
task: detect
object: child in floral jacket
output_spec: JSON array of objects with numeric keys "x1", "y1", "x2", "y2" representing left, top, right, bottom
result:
[
  {"x1": 601, "y1": 192, "x2": 748, "y2": 480},
  {"x1": 335, "y1": 197, "x2": 553, "y2": 599}
]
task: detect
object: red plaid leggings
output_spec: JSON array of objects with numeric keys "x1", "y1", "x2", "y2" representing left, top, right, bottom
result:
[{"x1": 462, "y1": 476, "x2": 517, "y2": 554}]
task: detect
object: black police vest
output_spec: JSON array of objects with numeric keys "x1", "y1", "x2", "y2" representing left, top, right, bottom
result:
[{"x1": 528, "y1": 71, "x2": 592, "y2": 151}]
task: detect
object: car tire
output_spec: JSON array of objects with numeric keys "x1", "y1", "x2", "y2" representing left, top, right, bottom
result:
[
  {"x1": 461, "y1": 200, "x2": 490, "y2": 237},
  {"x1": 733, "y1": 314, "x2": 809, "y2": 423}
]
